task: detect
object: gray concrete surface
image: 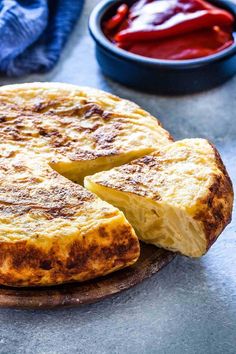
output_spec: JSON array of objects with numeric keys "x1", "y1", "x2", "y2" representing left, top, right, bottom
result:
[{"x1": 0, "y1": 1, "x2": 235, "y2": 353}]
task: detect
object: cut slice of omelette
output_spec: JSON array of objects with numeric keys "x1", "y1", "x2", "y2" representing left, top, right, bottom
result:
[
  {"x1": 0, "y1": 81, "x2": 172, "y2": 287},
  {"x1": 85, "y1": 139, "x2": 233, "y2": 257}
]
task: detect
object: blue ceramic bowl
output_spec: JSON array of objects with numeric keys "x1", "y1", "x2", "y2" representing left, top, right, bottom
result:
[{"x1": 89, "y1": 0, "x2": 236, "y2": 94}]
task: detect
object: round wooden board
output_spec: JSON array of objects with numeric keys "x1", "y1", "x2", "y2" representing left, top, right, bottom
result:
[{"x1": 0, "y1": 244, "x2": 176, "y2": 309}]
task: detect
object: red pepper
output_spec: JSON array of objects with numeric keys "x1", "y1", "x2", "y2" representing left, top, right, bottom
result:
[
  {"x1": 103, "y1": 0, "x2": 234, "y2": 61},
  {"x1": 104, "y1": 4, "x2": 129, "y2": 30},
  {"x1": 115, "y1": 0, "x2": 234, "y2": 42},
  {"x1": 116, "y1": 11, "x2": 234, "y2": 42},
  {"x1": 124, "y1": 26, "x2": 233, "y2": 60}
]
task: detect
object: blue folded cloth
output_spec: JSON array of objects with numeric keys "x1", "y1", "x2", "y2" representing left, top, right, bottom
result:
[{"x1": 0, "y1": 0, "x2": 84, "y2": 76}]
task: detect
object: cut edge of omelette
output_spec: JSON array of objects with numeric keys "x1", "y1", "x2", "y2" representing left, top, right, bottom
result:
[
  {"x1": 85, "y1": 138, "x2": 234, "y2": 258},
  {"x1": 49, "y1": 147, "x2": 159, "y2": 185}
]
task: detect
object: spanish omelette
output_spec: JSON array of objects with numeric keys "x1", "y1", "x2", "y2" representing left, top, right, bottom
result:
[{"x1": 0, "y1": 83, "x2": 233, "y2": 286}]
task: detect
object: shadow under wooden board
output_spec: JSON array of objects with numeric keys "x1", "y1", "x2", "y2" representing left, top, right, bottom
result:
[{"x1": 0, "y1": 244, "x2": 176, "y2": 309}]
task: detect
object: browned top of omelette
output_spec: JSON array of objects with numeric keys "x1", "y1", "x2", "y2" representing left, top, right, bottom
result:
[{"x1": 0, "y1": 83, "x2": 172, "y2": 162}]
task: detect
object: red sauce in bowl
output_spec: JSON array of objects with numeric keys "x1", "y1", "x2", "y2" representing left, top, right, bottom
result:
[{"x1": 103, "y1": 0, "x2": 234, "y2": 60}]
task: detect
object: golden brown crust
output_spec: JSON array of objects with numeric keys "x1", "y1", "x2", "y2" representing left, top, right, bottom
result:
[
  {"x1": 194, "y1": 143, "x2": 234, "y2": 250},
  {"x1": 0, "y1": 222, "x2": 139, "y2": 287}
]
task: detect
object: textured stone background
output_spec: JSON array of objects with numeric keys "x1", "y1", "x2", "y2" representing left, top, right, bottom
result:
[{"x1": 0, "y1": 1, "x2": 235, "y2": 353}]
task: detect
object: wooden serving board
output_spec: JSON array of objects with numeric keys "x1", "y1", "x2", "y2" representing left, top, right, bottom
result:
[{"x1": 0, "y1": 244, "x2": 176, "y2": 309}]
